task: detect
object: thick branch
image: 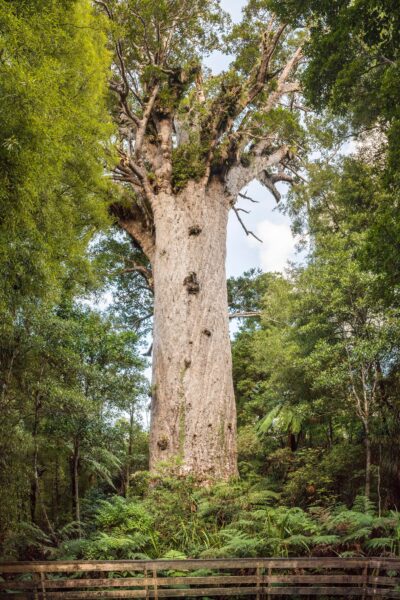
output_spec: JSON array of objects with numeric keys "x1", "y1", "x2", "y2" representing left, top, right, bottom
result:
[
  {"x1": 110, "y1": 203, "x2": 155, "y2": 263},
  {"x1": 122, "y1": 261, "x2": 154, "y2": 292},
  {"x1": 154, "y1": 116, "x2": 173, "y2": 192},
  {"x1": 223, "y1": 44, "x2": 303, "y2": 170},
  {"x1": 225, "y1": 145, "x2": 290, "y2": 199},
  {"x1": 96, "y1": 2, "x2": 142, "y2": 126},
  {"x1": 259, "y1": 170, "x2": 294, "y2": 202},
  {"x1": 246, "y1": 22, "x2": 287, "y2": 105},
  {"x1": 229, "y1": 311, "x2": 261, "y2": 319},
  {"x1": 135, "y1": 85, "x2": 160, "y2": 158},
  {"x1": 203, "y1": 23, "x2": 288, "y2": 171},
  {"x1": 263, "y1": 45, "x2": 303, "y2": 112}
]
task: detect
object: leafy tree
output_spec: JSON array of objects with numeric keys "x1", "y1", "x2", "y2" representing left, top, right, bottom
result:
[
  {"x1": 228, "y1": 268, "x2": 272, "y2": 321},
  {"x1": 272, "y1": 0, "x2": 400, "y2": 170},
  {"x1": 0, "y1": 0, "x2": 121, "y2": 555},
  {"x1": 230, "y1": 153, "x2": 400, "y2": 506},
  {"x1": 0, "y1": 0, "x2": 113, "y2": 318},
  {"x1": 92, "y1": 232, "x2": 154, "y2": 336},
  {"x1": 0, "y1": 301, "x2": 147, "y2": 557},
  {"x1": 291, "y1": 156, "x2": 400, "y2": 502},
  {"x1": 96, "y1": 0, "x2": 307, "y2": 479},
  {"x1": 273, "y1": 0, "x2": 400, "y2": 300}
]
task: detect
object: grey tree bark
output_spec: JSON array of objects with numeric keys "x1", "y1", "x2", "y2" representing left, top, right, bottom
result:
[{"x1": 149, "y1": 181, "x2": 237, "y2": 479}]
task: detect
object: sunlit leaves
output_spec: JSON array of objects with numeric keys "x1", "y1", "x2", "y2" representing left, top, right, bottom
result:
[{"x1": 0, "y1": 0, "x2": 113, "y2": 315}]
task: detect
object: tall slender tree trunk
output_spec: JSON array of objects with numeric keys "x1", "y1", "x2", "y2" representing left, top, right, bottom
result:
[
  {"x1": 123, "y1": 405, "x2": 135, "y2": 496},
  {"x1": 30, "y1": 442, "x2": 38, "y2": 524},
  {"x1": 70, "y1": 438, "x2": 81, "y2": 528},
  {"x1": 53, "y1": 453, "x2": 61, "y2": 522},
  {"x1": 364, "y1": 422, "x2": 371, "y2": 501},
  {"x1": 30, "y1": 390, "x2": 41, "y2": 524},
  {"x1": 149, "y1": 181, "x2": 238, "y2": 481},
  {"x1": 362, "y1": 373, "x2": 372, "y2": 502}
]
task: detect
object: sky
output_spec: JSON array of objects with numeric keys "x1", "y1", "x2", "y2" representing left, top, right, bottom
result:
[{"x1": 209, "y1": 0, "x2": 299, "y2": 278}]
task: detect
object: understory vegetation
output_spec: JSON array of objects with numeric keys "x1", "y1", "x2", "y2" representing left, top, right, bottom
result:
[{"x1": 1, "y1": 0, "x2": 400, "y2": 563}]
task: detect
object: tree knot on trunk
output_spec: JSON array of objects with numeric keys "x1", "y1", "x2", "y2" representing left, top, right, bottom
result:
[
  {"x1": 202, "y1": 329, "x2": 212, "y2": 337},
  {"x1": 184, "y1": 272, "x2": 200, "y2": 294},
  {"x1": 157, "y1": 436, "x2": 169, "y2": 451},
  {"x1": 188, "y1": 225, "x2": 202, "y2": 236}
]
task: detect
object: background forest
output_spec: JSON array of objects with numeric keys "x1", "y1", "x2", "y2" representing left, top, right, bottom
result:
[{"x1": 1, "y1": 0, "x2": 400, "y2": 562}]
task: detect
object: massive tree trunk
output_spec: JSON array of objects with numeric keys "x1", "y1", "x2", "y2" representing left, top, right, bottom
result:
[
  {"x1": 102, "y1": 1, "x2": 303, "y2": 481},
  {"x1": 149, "y1": 181, "x2": 238, "y2": 481}
]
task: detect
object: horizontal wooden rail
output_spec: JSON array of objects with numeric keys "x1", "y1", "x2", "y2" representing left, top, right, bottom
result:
[{"x1": 0, "y1": 557, "x2": 399, "y2": 598}]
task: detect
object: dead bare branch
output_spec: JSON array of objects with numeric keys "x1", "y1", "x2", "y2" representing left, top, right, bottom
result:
[
  {"x1": 233, "y1": 206, "x2": 263, "y2": 243},
  {"x1": 238, "y1": 191, "x2": 259, "y2": 203}
]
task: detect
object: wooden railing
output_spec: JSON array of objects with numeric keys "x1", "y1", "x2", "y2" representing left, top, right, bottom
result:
[{"x1": 1, "y1": 557, "x2": 400, "y2": 598}]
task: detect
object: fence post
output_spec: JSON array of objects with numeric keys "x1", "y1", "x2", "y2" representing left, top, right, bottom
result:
[
  {"x1": 267, "y1": 565, "x2": 272, "y2": 600},
  {"x1": 144, "y1": 565, "x2": 149, "y2": 600},
  {"x1": 362, "y1": 561, "x2": 369, "y2": 600},
  {"x1": 372, "y1": 561, "x2": 380, "y2": 598},
  {"x1": 39, "y1": 571, "x2": 47, "y2": 600},
  {"x1": 33, "y1": 572, "x2": 40, "y2": 600},
  {"x1": 153, "y1": 566, "x2": 158, "y2": 600},
  {"x1": 256, "y1": 562, "x2": 261, "y2": 600}
]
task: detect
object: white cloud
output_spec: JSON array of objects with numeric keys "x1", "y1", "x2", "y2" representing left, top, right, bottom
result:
[{"x1": 250, "y1": 220, "x2": 297, "y2": 273}]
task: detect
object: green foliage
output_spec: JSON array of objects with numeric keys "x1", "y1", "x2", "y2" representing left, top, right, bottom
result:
[
  {"x1": 172, "y1": 141, "x2": 208, "y2": 192},
  {"x1": 0, "y1": 1, "x2": 154, "y2": 559},
  {"x1": 52, "y1": 477, "x2": 400, "y2": 561},
  {"x1": 92, "y1": 231, "x2": 154, "y2": 336},
  {"x1": 113, "y1": 0, "x2": 228, "y2": 68},
  {"x1": 228, "y1": 269, "x2": 272, "y2": 317},
  {"x1": 258, "y1": 403, "x2": 305, "y2": 436},
  {"x1": 79, "y1": 497, "x2": 156, "y2": 559},
  {"x1": 282, "y1": 446, "x2": 365, "y2": 507},
  {"x1": 0, "y1": 302, "x2": 148, "y2": 559},
  {"x1": 272, "y1": 0, "x2": 400, "y2": 133},
  {"x1": 2, "y1": 0, "x2": 400, "y2": 567},
  {"x1": 230, "y1": 138, "x2": 400, "y2": 510},
  {"x1": 0, "y1": 0, "x2": 113, "y2": 315},
  {"x1": 270, "y1": 0, "x2": 400, "y2": 320}
]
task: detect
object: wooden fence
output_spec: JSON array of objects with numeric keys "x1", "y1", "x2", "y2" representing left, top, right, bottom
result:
[{"x1": 1, "y1": 557, "x2": 400, "y2": 599}]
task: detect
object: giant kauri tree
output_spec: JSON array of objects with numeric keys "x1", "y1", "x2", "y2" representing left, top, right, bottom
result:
[{"x1": 97, "y1": 0, "x2": 304, "y2": 480}]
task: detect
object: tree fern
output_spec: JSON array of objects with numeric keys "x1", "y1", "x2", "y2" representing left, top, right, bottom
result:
[{"x1": 311, "y1": 534, "x2": 340, "y2": 546}]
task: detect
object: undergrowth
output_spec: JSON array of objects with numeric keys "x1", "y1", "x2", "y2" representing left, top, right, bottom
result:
[{"x1": 5, "y1": 474, "x2": 398, "y2": 561}]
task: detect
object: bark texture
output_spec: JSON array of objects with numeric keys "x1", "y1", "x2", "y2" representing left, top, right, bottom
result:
[{"x1": 150, "y1": 181, "x2": 238, "y2": 480}]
